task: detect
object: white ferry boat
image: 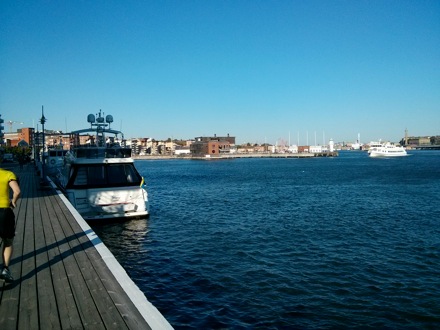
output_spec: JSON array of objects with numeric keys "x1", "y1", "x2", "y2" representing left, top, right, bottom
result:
[
  {"x1": 57, "y1": 111, "x2": 149, "y2": 221},
  {"x1": 368, "y1": 142, "x2": 407, "y2": 157},
  {"x1": 367, "y1": 141, "x2": 384, "y2": 154}
]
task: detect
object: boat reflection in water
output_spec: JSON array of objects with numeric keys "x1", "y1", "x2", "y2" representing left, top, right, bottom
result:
[{"x1": 56, "y1": 111, "x2": 149, "y2": 222}]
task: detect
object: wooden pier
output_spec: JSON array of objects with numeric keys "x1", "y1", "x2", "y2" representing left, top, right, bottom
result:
[{"x1": 0, "y1": 163, "x2": 172, "y2": 329}]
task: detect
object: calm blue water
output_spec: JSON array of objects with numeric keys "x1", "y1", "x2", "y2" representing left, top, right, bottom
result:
[{"x1": 93, "y1": 151, "x2": 440, "y2": 329}]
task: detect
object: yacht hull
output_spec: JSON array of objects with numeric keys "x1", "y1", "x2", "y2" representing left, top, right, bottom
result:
[{"x1": 65, "y1": 186, "x2": 149, "y2": 221}]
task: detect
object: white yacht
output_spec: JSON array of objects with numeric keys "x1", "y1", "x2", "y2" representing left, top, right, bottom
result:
[
  {"x1": 57, "y1": 111, "x2": 149, "y2": 221},
  {"x1": 46, "y1": 148, "x2": 69, "y2": 176},
  {"x1": 368, "y1": 142, "x2": 407, "y2": 157}
]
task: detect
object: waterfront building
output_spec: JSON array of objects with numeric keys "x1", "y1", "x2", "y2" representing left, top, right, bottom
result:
[
  {"x1": 175, "y1": 146, "x2": 191, "y2": 155},
  {"x1": 190, "y1": 134, "x2": 235, "y2": 157},
  {"x1": 298, "y1": 146, "x2": 310, "y2": 153},
  {"x1": 288, "y1": 145, "x2": 298, "y2": 153},
  {"x1": 3, "y1": 127, "x2": 35, "y2": 147},
  {"x1": 404, "y1": 135, "x2": 439, "y2": 146},
  {"x1": 309, "y1": 145, "x2": 322, "y2": 153}
]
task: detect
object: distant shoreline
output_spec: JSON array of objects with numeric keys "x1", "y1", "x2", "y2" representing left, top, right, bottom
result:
[{"x1": 133, "y1": 152, "x2": 339, "y2": 160}]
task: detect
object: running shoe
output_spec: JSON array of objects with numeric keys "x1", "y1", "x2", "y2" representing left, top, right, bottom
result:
[{"x1": 0, "y1": 267, "x2": 13, "y2": 283}]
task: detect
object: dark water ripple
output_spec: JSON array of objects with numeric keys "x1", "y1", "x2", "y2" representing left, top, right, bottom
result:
[{"x1": 93, "y1": 151, "x2": 440, "y2": 329}]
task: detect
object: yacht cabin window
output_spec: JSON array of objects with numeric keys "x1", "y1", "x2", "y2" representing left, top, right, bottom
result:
[{"x1": 69, "y1": 164, "x2": 142, "y2": 188}]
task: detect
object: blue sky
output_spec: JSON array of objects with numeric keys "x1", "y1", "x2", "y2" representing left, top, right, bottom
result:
[{"x1": 1, "y1": 1, "x2": 439, "y2": 145}]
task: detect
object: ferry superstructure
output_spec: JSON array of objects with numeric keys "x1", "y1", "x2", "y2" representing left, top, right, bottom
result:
[
  {"x1": 368, "y1": 142, "x2": 407, "y2": 157},
  {"x1": 57, "y1": 111, "x2": 149, "y2": 221}
]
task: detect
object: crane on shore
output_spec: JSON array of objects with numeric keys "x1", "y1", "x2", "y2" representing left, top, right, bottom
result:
[{"x1": 6, "y1": 120, "x2": 23, "y2": 132}]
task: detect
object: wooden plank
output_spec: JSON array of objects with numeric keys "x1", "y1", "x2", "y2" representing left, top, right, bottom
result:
[
  {"x1": 49, "y1": 193, "x2": 127, "y2": 329},
  {"x1": 35, "y1": 188, "x2": 61, "y2": 329},
  {"x1": 17, "y1": 174, "x2": 39, "y2": 329},
  {"x1": 53, "y1": 196, "x2": 153, "y2": 329},
  {"x1": 58, "y1": 195, "x2": 146, "y2": 329},
  {"x1": 46, "y1": 193, "x2": 106, "y2": 329},
  {"x1": 85, "y1": 247, "x2": 153, "y2": 330},
  {"x1": 41, "y1": 188, "x2": 84, "y2": 329}
]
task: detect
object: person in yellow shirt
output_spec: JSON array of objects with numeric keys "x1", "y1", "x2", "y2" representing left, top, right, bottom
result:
[{"x1": 0, "y1": 168, "x2": 21, "y2": 283}]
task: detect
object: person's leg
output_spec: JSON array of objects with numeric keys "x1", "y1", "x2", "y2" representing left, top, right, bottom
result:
[
  {"x1": 1, "y1": 239, "x2": 14, "y2": 282},
  {"x1": 2, "y1": 241, "x2": 13, "y2": 267},
  {"x1": 0, "y1": 209, "x2": 15, "y2": 282},
  {"x1": 3, "y1": 209, "x2": 15, "y2": 267},
  {"x1": 0, "y1": 211, "x2": 5, "y2": 267}
]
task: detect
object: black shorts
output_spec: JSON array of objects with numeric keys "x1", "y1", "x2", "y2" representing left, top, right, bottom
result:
[{"x1": 0, "y1": 208, "x2": 15, "y2": 239}]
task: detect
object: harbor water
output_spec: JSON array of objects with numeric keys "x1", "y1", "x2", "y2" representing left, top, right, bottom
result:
[{"x1": 93, "y1": 151, "x2": 440, "y2": 329}]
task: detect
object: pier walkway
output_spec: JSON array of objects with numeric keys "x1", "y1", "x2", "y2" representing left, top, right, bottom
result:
[{"x1": 0, "y1": 163, "x2": 172, "y2": 329}]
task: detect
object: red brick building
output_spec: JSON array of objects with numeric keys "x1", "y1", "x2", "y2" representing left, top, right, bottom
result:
[
  {"x1": 190, "y1": 135, "x2": 235, "y2": 156},
  {"x1": 4, "y1": 127, "x2": 35, "y2": 147}
]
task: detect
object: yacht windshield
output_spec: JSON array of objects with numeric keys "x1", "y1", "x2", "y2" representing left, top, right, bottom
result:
[{"x1": 67, "y1": 164, "x2": 142, "y2": 188}]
